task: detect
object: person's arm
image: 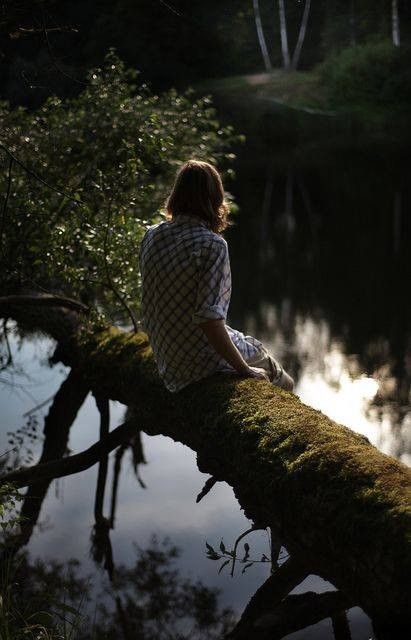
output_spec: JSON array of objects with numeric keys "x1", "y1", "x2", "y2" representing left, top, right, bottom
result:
[{"x1": 199, "y1": 319, "x2": 269, "y2": 380}]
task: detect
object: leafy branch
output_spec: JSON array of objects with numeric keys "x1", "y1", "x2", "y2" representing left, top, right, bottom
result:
[{"x1": 205, "y1": 526, "x2": 289, "y2": 577}]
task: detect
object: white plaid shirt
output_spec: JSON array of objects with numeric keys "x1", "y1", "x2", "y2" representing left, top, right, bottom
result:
[{"x1": 139, "y1": 214, "x2": 262, "y2": 392}]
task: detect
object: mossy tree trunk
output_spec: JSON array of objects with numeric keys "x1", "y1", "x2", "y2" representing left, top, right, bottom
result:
[{"x1": 1, "y1": 300, "x2": 410, "y2": 637}]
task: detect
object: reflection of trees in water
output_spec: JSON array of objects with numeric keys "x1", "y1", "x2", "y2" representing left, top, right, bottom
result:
[
  {"x1": 229, "y1": 153, "x2": 410, "y2": 457},
  {"x1": 5, "y1": 538, "x2": 234, "y2": 640},
  {"x1": 3, "y1": 368, "x2": 147, "y2": 574},
  {"x1": 243, "y1": 304, "x2": 410, "y2": 462}
]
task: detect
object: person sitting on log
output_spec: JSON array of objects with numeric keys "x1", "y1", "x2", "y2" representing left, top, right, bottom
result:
[{"x1": 139, "y1": 159, "x2": 294, "y2": 393}]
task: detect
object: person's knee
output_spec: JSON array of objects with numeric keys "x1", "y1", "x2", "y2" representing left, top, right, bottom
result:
[{"x1": 279, "y1": 370, "x2": 294, "y2": 392}]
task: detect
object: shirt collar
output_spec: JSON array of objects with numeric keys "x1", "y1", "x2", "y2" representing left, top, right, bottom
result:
[{"x1": 172, "y1": 213, "x2": 208, "y2": 229}]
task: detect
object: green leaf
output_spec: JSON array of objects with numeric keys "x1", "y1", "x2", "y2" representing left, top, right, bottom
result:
[
  {"x1": 218, "y1": 559, "x2": 230, "y2": 575},
  {"x1": 242, "y1": 562, "x2": 254, "y2": 574}
]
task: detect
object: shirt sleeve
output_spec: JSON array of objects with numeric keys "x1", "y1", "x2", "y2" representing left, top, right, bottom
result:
[{"x1": 192, "y1": 238, "x2": 231, "y2": 324}]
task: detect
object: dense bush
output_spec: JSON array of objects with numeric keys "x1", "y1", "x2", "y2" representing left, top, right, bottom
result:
[
  {"x1": 321, "y1": 41, "x2": 411, "y2": 107},
  {"x1": 0, "y1": 52, "x2": 236, "y2": 325}
]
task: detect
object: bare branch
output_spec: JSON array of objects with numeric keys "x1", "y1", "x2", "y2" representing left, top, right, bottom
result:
[
  {"x1": 251, "y1": 591, "x2": 354, "y2": 639},
  {"x1": 0, "y1": 421, "x2": 135, "y2": 488},
  {"x1": 0, "y1": 142, "x2": 84, "y2": 205},
  {"x1": 41, "y1": 10, "x2": 86, "y2": 86},
  {"x1": 226, "y1": 556, "x2": 310, "y2": 638},
  {"x1": 0, "y1": 294, "x2": 89, "y2": 314},
  {"x1": 196, "y1": 476, "x2": 218, "y2": 503},
  {"x1": 1, "y1": 156, "x2": 13, "y2": 252},
  {"x1": 103, "y1": 203, "x2": 138, "y2": 332}
]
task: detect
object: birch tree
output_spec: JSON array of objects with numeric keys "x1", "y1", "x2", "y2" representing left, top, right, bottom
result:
[
  {"x1": 253, "y1": 0, "x2": 273, "y2": 71},
  {"x1": 277, "y1": 0, "x2": 312, "y2": 71},
  {"x1": 278, "y1": 0, "x2": 291, "y2": 70},
  {"x1": 291, "y1": 0, "x2": 311, "y2": 70},
  {"x1": 392, "y1": 0, "x2": 400, "y2": 46}
]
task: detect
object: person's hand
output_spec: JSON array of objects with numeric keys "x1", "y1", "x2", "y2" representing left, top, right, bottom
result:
[{"x1": 244, "y1": 366, "x2": 270, "y2": 381}]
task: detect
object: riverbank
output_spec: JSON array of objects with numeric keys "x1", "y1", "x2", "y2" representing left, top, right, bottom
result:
[
  {"x1": 195, "y1": 64, "x2": 410, "y2": 137},
  {"x1": 196, "y1": 69, "x2": 327, "y2": 112}
]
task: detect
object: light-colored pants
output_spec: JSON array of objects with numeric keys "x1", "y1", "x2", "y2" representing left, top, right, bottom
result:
[{"x1": 245, "y1": 345, "x2": 284, "y2": 385}]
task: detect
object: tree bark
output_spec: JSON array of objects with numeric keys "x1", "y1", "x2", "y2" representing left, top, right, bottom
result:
[
  {"x1": 237, "y1": 591, "x2": 354, "y2": 639},
  {"x1": 349, "y1": 0, "x2": 357, "y2": 47},
  {"x1": 253, "y1": 0, "x2": 272, "y2": 72},
  {"x1": 291, "y1": 0, "x2": 311, "y2": 70},
  {"x1": 392, "y1": 0, "x2": 400, "y2": 47},
  {"x1": 1, "y1": 303, "x2": 410, "y2": 634},
  {"x1": 8, "y1": 369, "x2": 88, "y2": 553},
  {"x1": 226, "y1": 556, "x2": 309, "y2": 638},
  {"x1": 278, "y1": 0, "x2": 291, "y2": 70},
  {"x1": 332, "y1": 609, "x2": 352, "y2": 640}
]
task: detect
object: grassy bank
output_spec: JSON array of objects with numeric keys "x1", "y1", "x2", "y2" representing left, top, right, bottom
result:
[
  {"x1": 196, "y1": 42, "x2": 411, "y2": 135},
  {"x1": 196, "y1": 69, "x2": 328, "y2": 112}
]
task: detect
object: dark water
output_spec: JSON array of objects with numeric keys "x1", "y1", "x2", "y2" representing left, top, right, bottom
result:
[{"x1": 1, "y1": 103, "x2": 410, "y2": 638}]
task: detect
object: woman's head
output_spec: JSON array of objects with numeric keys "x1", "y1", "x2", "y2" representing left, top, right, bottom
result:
[{"x1": 165, "y1": 159, "x2": 229, "y2": 233}]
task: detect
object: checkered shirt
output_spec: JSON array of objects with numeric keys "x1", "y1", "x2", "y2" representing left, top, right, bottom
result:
[{"x1": 139, "y1": 214, "x2": 262, "y2": 392}]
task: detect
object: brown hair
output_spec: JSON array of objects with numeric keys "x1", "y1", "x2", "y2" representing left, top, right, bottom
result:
[{"x1": 165, "y1": 159, "x2": 230, "y2": 234}]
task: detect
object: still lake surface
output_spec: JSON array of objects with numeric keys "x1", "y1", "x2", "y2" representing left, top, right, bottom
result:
[{"x1": 1, "y1": 103, "x2": 410, "y2": 638}]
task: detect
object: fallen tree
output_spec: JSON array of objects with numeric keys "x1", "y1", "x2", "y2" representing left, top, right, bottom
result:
[{"x1": 1, "y1": 297, "x2": 410, "y2": 638}]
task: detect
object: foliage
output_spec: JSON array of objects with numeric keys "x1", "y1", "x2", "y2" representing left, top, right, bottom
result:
[
  {"x1": 94, "y1": 536, "x2": 234, "y2": 640},
  {"x1": 0, "y1": 481, "x2": 22, "y2": 537},
  {"x1": 0, "y1": 550, "x2": 88, "y2": 640},
  {"x1": 206, "y1": 535, "x2": 270, "y2": 576},
  {"x1": 205, "y1": 526, "x2": 290, "y2": 578},
  {"x1": 0, "y1": 51, "x2": 236, "y2": 325},
  {"x1": 0, "y1": 538, "x2": 234, "y2": 640},
  {"x1": 321, "y1": 41, "x2": 411, "y2": 107}
]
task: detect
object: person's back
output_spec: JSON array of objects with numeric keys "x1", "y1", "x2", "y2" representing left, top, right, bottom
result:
[
  {"x1": 140, "y1": 214, "x2": 231, "y2": 392},
  {"x1": 139, "y1": 159, "x2": 294, "y2": 393}
]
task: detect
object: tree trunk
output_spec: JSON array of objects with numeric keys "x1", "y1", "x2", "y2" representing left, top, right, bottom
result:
[
  {"x1": 349, "y1": 0, "x2": 357, "y2": 47},
  {"x1": 1, "y1": 301, "x2": 410, "y2": 634},
  {"x1": 278, "y1": 0, "x2": 291, "y2": 70},
  {"x1": 392, "y1": 0, "x2": 400, "y2": 47},
  {"x1": 291, "y1": 0, "x2": 311, "y2": 71},
  {"x1": 6, "y1": 369, "x2": 88, "y2": 554},
  {"x1": 253, "y1": 0, "x2": 272, "y2": 72}
]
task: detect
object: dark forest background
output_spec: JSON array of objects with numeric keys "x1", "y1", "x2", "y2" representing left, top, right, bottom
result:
[{"x1": 2, "y1": 0, "x2": 410, "y2": 106}]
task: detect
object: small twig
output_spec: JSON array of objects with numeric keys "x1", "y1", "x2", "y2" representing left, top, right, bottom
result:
[
  {"x1": 110, "y1": 442, "x2": 127, "y2": 528},
  {"x1": 0, "y1": 143, "x2": 85, "y2": 205},
  {"x1": 196, "y1": 476, "x2": 218, "y2": 503},
  {"x1": 0, "y1": 421, "x2": 135, "y2": 488},
  {"x1": 12, "y1": 26, "x2": 79, "y2": 36},
  {"x1": 231, "y1": 525, "x2": 263, "y2": 577},
  {"x1": 41, "y1": 11, "x2": 86, "y2": 86},
  {"x1": 0, "y1": 447, "x2": 18, "y2": 459},
  {"x1": 0, "y1": 156, "x2": 13, "y2": 253},
  {"x1": 0, "y1": 294, "x2": 89, "y2": 314},
  {"x1": 23, "y1": 392, "x2": 57, "y2": 417},
  {"x1": 103, "y1": 203, "x2": 138, "y2": 332},
  {"x1": 1, "y1": 318, "x2": 13, "y2": 370}
]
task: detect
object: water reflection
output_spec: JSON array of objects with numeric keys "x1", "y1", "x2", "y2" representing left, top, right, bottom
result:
[
  {"x1": 4, "y1": 538, "x2": 235, "y2": 640},
  {"x1": 242, "y1": 306, "x2": 410, "y2": 464}
]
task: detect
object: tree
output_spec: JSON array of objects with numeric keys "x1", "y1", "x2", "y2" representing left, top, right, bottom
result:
[
  {"x1": 392, "y1": 0, "x2": 400, "y2": 46},
  {"x1": 278, "y1": 0, "x2": 291, "y2": 70},
  {"x1": 291, "y1": 0, "x2": 312, "y2": 70},
  {"x1": 253, "y1": 0, "x2": 273, "y2": 71},
  {"x1": 277, "y1": 0, "x2": 312, "y2": 71},
  {"x1": 0, "y1": 52, "x2": 235, "y2": 327}
]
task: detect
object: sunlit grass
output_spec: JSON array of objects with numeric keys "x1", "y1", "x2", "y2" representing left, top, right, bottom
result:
[{"x1": 195, "y1": 68, "x2": 327, "y2": 111}]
